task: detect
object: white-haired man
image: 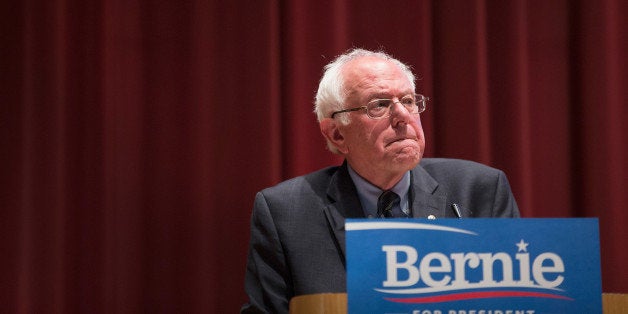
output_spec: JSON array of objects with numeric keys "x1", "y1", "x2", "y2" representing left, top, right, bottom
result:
[{"x1": 241, "y1": 49, "x2": 519, "y2": 313}]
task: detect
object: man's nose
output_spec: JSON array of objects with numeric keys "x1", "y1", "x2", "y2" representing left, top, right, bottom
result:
[{"x1": 389, "y1": 100, "x2": 412, "y2": 125}]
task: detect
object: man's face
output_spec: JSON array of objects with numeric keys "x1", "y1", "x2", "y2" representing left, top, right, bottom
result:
[{"x1": 335, "y1": 57, "x2": 425, "y2": 187}]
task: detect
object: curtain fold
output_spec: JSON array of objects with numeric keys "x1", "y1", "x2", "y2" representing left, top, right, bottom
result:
[{"x1": 1, "y1": 0, "x2": 626, "y2": 312}]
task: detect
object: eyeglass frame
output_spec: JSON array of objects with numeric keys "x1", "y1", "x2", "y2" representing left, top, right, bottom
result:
[{"x1": 330, "y1": 94, "x2": 429, "y2": 119}]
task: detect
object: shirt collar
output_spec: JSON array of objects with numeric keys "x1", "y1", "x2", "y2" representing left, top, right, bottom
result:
[{"x1": 347, "y1": 164, "x2": 411, "y2": 218}]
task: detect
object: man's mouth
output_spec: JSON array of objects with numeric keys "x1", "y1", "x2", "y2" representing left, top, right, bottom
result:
[{"x1": 386, "y1": 137, "x2": 416, "y2": 147}]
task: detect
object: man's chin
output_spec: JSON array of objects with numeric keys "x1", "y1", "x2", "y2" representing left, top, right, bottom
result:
[{"x1": 390, "y1": 149, "x2": 422, "y2": 168}]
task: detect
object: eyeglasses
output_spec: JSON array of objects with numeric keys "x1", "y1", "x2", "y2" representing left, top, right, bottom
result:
[{"x1": 330, "y1": 94, "x2": 428, "y2": 119}]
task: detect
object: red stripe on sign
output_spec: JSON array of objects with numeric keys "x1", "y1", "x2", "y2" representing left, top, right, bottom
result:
[{"x1": 385, "y1": 291, "x2": 573, "y2": 303}]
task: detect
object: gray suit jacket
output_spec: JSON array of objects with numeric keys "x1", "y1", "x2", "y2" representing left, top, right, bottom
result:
[{"x1": 242, "y1": 158, "x2": 519, "y2": 313}]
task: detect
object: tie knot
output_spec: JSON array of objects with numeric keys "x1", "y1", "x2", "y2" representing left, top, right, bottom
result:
[{"x1": 377, "y1": 190, "x2": 400, "y2": 218}]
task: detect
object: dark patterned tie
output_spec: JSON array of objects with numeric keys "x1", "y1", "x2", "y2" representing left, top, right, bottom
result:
[{"x1": 377, "y1": 190, "x2": 400, "y2": 218}]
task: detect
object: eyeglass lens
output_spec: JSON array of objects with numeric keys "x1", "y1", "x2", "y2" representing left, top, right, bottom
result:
[{"x1": 366, "y1": 95, "x2": 425, "y2": 118}]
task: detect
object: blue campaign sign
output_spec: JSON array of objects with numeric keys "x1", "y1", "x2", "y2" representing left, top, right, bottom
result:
[{"x1": 345, "y1": 218, "x2": 601, "y2": 314}]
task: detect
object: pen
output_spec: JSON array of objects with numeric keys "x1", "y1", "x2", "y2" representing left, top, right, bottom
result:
[{"x1": 452, "y1": 203, "x2": 462, "y2": 218}]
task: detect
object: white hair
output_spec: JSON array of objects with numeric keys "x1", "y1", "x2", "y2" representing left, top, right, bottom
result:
[{"x1": 313, "y1": 48, "x2": 416, "y2": 153}]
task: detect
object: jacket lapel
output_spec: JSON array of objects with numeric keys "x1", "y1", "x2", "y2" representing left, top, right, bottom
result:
[
  {"x1": 322, "y1": 162, "x2": 364, "y2": 266},
  {"x1": 409, "y1": 165, "x2": 450, "y2": 218}
]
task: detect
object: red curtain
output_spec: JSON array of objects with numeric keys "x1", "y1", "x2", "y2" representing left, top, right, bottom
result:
[{"x1": 2, "y1": 0, "x2": 626, "y2": 312}]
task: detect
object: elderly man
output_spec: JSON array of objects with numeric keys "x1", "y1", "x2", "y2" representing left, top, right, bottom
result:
[{"x1": 241, "y1": 49, "x2": 519, "y2": 313}]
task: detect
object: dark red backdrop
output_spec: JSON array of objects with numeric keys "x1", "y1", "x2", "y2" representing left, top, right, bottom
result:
[{"x1": 2, "y1": 0, "x2": 626, "y2": 312}]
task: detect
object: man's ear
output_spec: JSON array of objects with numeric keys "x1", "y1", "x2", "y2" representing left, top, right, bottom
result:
[{"x1": 319, "y1": 118, "x2": 348, "y2": 154}]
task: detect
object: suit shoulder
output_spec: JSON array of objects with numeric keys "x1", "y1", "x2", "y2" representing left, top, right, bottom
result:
[
  {"x1": 259, "y1": 166, "x2": 338, "y2": 197},
  {"x1": 419, "y1": 158, "x2": 503, "y2": 179}
]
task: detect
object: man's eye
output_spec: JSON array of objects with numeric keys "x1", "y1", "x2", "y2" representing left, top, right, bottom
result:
[
  {"x1": 401, "y1": 97, "x2": 415, "y2": 105},
  {"x1": 373, "y1": 100, "x2": 390, "y2": 108}
]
